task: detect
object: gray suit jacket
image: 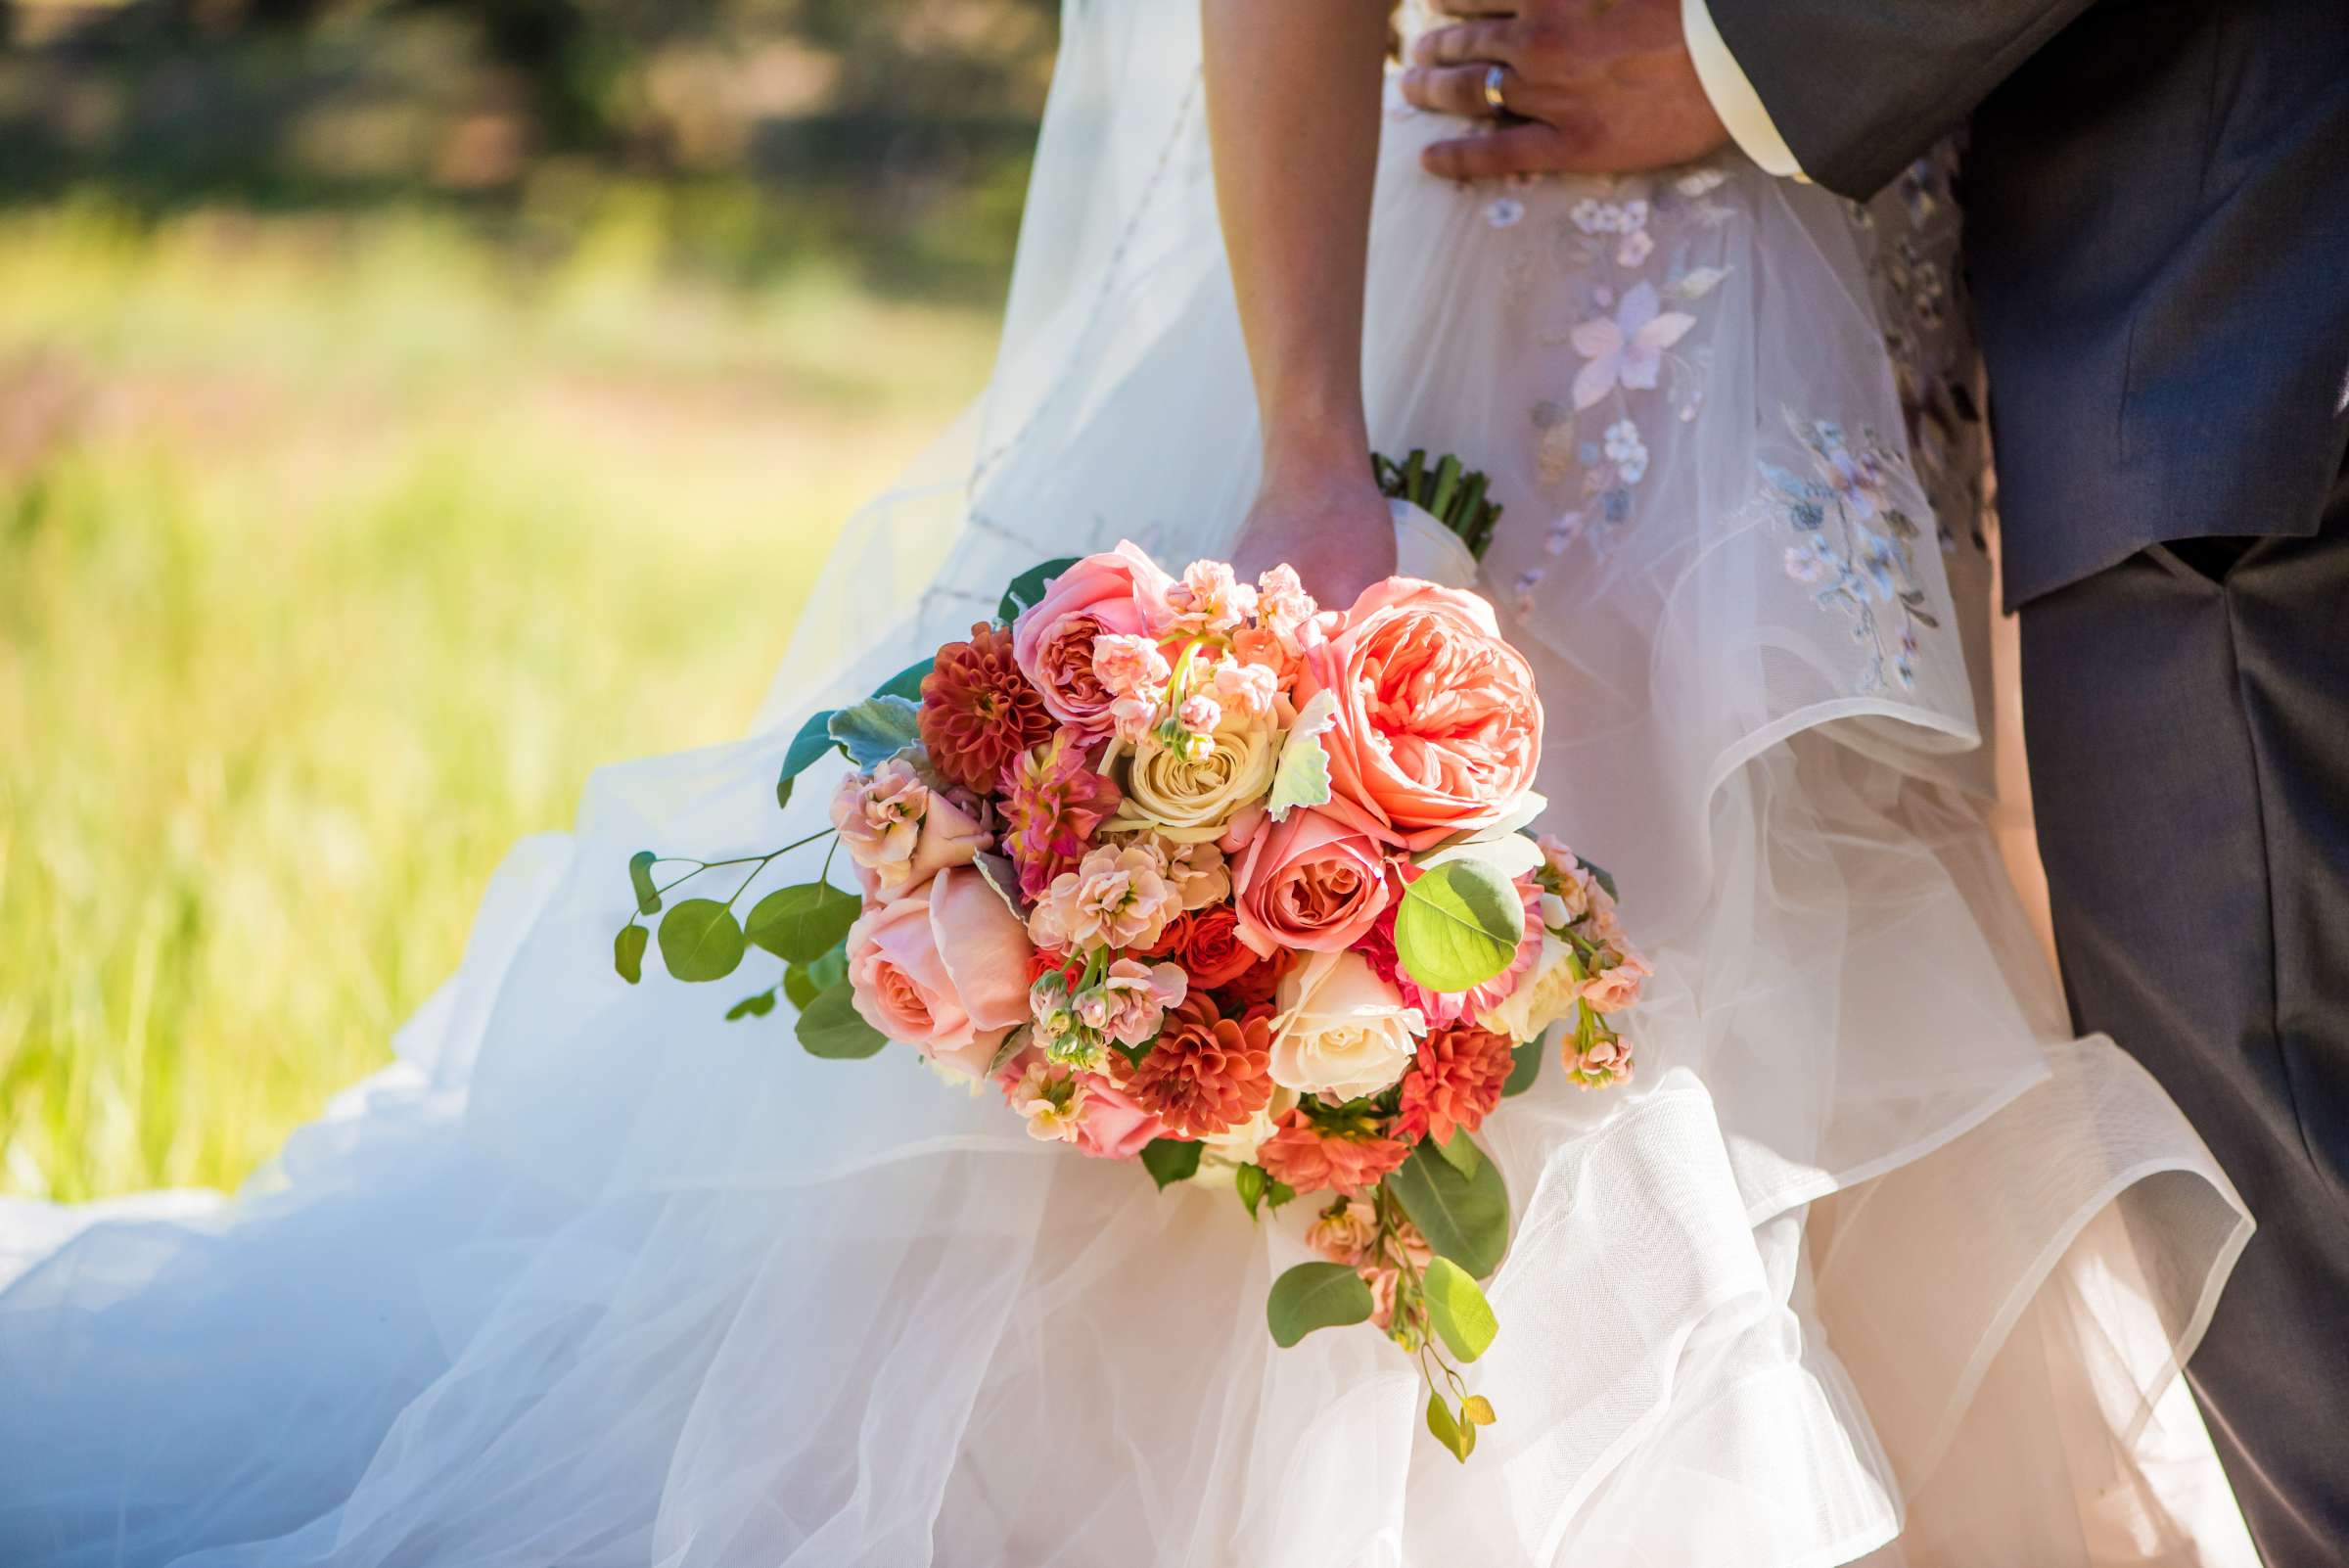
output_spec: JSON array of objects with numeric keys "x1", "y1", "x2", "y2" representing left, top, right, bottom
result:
[{"x1": 1709, "y1": 0, "x2": 2349, "y2": 603}]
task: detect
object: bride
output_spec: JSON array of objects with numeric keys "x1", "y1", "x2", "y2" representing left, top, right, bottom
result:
[{"x1": 0, "y1": 3, "x2": 2260, "y2": 1564}]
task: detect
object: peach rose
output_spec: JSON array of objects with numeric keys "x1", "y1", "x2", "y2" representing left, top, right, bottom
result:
[
  {"x1": 846, "y1": 864, "x2": 1035, "y2": 1080},
  {"x1": 1011, "y1": 543, "x2": 1174, "y2": 733},
  {"x1": 828, "y1": 760, "x2": 991, "y2": 899},
  {"x1": 996, "y1": 1047, "x2": 1171, "y2": 1161},
  {"x1": 1296, "y1": 578, "x2": 1543, "y2": 851},
  {"x1": 1232, "y1": 807, "x2": 1394, "y2": 956}
]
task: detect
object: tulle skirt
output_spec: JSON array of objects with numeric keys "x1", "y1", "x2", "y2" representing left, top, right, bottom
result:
[{"x1": 0, "y1": 53, "x2": 2255, "y2": 1568}]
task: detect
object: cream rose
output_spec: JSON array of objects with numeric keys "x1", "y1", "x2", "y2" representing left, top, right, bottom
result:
[
  {"x1": 1475, "y1": 932, "x2": 1582, "y2": 1042},
  {"x1": 1107, "y1": 721, "x2": 1277, "y2": 845},
  {"x1": 1269, "y1": 950, "x2": 1426, "y2": 1100}
]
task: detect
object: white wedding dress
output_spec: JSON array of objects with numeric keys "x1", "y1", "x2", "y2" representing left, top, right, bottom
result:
[{"x1": 0, "y1": 7, "x2": 2259, "y2": 1565}]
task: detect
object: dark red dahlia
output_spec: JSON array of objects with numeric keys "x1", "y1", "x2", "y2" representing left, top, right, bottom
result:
[{"x1": 919, "y1": 623, "x2": 1057, "y2": 794}]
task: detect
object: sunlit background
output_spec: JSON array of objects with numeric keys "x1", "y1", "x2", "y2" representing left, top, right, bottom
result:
[{"x1": 0, "y1": 0, "x2": 1055, "y2": 1199}]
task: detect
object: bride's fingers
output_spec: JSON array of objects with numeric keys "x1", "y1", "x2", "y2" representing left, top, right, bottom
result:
[{"x1": 1398, "y1": 63, "x2": 1514, "y2": 119}]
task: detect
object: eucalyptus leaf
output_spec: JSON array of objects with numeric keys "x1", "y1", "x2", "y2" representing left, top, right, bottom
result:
[
  {"x1": 1266, "y1": 687, "x2": 1340, "y2": 822},
  {"x1": 781, "y1": 708, "x2": 842, "y2": 787},
  {"x1": 827, "y1": 695, "x2": 924, "y2": 770},
  {"x1": 1502, "y1": 1039, "x2": 1543, "y2": 1097},
  {"x1": 875, "y1": 658, "x2": 934, "y2": 704},
  {"x1": 782, "y1": 963, "x2": 819, "y2": 1012},
  {"x1": 1267, "y1": 1262, "x2": 1375, "y2": 1349},
  {"x1": 725, "y1": 989, "x2": 777, "y2": 1021},
  {"x1": 997, "y1": 557, "x2": 1082, "y2": 624},
  {"x1": 1420, "y1": 1256, "x2": 1499, "y2": 1362},
  {"x1": 1139, "y1": 1137, "x2": 1203, "y2": 1191},
  {"x1": 1393, "y1": 855, "x2": 1526, "y2": 993},
  {"x1": 614, "y1": 923, "x2": 648, "y2": 985},
  {"x1": 1460, "y1": 1394, "x2": 1497, "y2": 1426},
  {"x1": 806, "y1": 943, "x2": 848, "y2": 994},
  {"x1": 746, "y1": 881, "x2": 862, "y2": 965},
  {"x1": 656, "y1": 899, "x2": 747, "y2": 984},
  {"x1": 627, "y1": 851, "x2": 663, "y2": 916},
  {"x1": 795, "y1": 979, "x2": 889, "y2": 1058},
  {"x1": 1386, "y1": 1136, "x2": 1510, "y2": 1278},
  {"x1": 1426, "y1": 1391, "x2": 1474, "y2": 1461},
  {"x1": 1434, "y1": 1129, "x2": 1482, "y2": 1177},
  {"x1": 1416, "y1": 831, "x2": 1544, "y2": 882}
]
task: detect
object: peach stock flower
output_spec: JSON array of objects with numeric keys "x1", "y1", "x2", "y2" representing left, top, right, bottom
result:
[
  {"x1": 1232, "y1": 807, "x2": 1393, "y2": 955},
  {"x1": 1026, "y1": 842, "x2": 1183, "y2": 954},
  {"x1": 846, "y1": 864, "x2": 1035, "y2": 1080},
  {"x1": 1296, "y1": 579, "x2": 1543, "y2": 851}
]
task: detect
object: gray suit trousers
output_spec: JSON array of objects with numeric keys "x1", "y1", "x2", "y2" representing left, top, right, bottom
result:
[{"x1": 2020, "y1": 476, "x2": 2349, "y2": 1566}]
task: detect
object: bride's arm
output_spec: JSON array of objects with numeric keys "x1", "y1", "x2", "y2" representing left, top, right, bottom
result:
[{"x1": 1208, "y1": 0, "x2": 1399, "y2": 607}]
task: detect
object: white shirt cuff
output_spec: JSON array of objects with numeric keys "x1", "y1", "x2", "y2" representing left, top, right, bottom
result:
[{"x1": 1681, "y1": 0, "x2": 1808, "y2": 181}]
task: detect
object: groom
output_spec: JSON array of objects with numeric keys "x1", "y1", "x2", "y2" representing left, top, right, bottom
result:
[{"x1": 1400, "y1": 0, "x2": 2349, "y2": 1561}]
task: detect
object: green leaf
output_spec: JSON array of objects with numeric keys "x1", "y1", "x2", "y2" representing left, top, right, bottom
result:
[
  {"x1": 782, "y1": 708, "x2": 842, "y2": 787},
  {"x1": 806, "y1": 943, "x2": 848, "y2": 994},
  {"x1": 1267, "y1": 687, "x2": 1340, "y2": 821},
  {"x1": 1266, "y1": 1178, "x2": 1298, "y2": 1212},
  {"x1": 795, "y1": 979, "x2": 889, "y2": 1058},
  {"x1": 1393, "y1": 856, "x2": 1526, "y2": 993},
  {"x1": 627, "y1": 851, "x2": 663, "y2": 916},
  {"x1": 746, "y1": 881, "x2": 863, "y2": 965},
  {"x1": 1139, "y1": 1137, "x2": 1203, "y2": 1191},
  {"x1": 775, "y1": 775, "x2": 794, "y2": 811},
  {"x1": 1434, "y1": 1129, "x2": 1482, "y2": 1177},
  {"x1": 1420, "y1": 1256, "x2": 1499, "y2": 1361},
  {"x1": 827, "y1": 695, "x2": 923, "y2": 770},
  {"x1": 1267, "y1": 1262, "x2": 1375, "y2": 1349},
  {"x1": 656, "y1": 899, "x2": 747, "y2": 984},
  {"x1": 1426, "y1": 1391, "x2": 1474, "y2": 1461},
  {"x1": 614, "y1": 923, "x2": 648, "y2": 985},
  {"x1": 997, "y1": 557, "x2": 1082, "y2": 624},
  {"x1": 1386, "y1": 1136, "x2": 1510, "y2": 1278},
  {"x1": 782, "y1": 963, "x2": 820, "y2": 1012},
  {"x1": 1502, "y1": 1040, "x2": 1543, "y2": 1097},
  {"x1": 1416, "y1": 831, "x2": 1544, "y2": 882},
  {"x1": 875, "y1": 658, "x2": 934, "y2": 704},
  {"x1": 725, "y1": 989, "x2": 777, "y2": 1021},
  {"x1": 1235, "y1": 1162, "x2": 1267, "y2": 1219}
]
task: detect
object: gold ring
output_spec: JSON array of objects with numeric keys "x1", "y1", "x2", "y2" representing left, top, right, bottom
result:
[{"x1": 1482, "y1": 64, "x2": 1509, "y2": 116}]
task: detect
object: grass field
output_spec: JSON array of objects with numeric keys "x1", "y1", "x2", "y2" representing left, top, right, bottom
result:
[{"x1": 0, "y1": 197, "x2": 1001, "y2": 1201}]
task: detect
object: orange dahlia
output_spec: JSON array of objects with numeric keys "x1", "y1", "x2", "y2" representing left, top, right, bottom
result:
[
  {"x1": 918, "y1": 623, "x2": 1057, "y2": 794},
  {"x1": 1393, "y1": 1023, "x2": 1516, "y2": 1146},
  {"x1": 1256, "y1": 1110, "x2": 1411, "y2": 1197},
  {"x1": 1122, "y1": 992, "x2": 1274, "y2": 1138}
]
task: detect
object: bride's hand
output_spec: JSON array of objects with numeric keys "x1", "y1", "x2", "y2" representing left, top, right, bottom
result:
[{"x1": 1230, "y1": 463, "x2": 1398, "y2": 613}]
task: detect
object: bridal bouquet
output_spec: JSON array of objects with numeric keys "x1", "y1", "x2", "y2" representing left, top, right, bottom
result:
[{"x1": 615, "y1": 490, "x2": 1646, "y2": 1460}]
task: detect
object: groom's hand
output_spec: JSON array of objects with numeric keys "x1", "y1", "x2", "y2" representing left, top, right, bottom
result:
[{"x1": 1399, "y1": 0, "x2": 1729, "y2": 181}]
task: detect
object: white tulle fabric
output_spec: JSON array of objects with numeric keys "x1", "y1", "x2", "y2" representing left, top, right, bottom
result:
[{"x1": 0, "y1": 5, "x2": 2255, "y2": 1564}]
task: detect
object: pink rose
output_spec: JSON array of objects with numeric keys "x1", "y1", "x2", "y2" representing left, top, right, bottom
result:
[
  {"x1": 1233, "y1": 807, "x2": 1394, "y2": 955},
  {"x1": 829, "y1": 760, "x2": 991, "y2": 899},
  {"x1": 845, "y1": 864, "x2": 1035, "y2": 1079},
  {"x1": 1011, "y1": 543, "x2": 1174, "y2": 733},
  {"x1": 1296, "y1": 578, "x2": 1543, "y2": 851}
]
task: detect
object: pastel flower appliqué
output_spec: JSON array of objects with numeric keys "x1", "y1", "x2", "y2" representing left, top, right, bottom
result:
[{"x1": 1569, "y1": 282, "x2": 1696, "y2": 411}]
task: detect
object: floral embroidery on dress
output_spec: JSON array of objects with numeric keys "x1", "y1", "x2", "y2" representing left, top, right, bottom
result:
[
  {"x1": 1484, "y1": 161, "x2": 1736, "y2": 616},
  {"x1": 1761, "y1": 412, "x2": 1942, "y2": 693}
]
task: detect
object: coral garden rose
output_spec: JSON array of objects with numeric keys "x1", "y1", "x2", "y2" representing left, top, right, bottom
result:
[
  {"x1": 1232, "y1": 807, "x2": 1393, "y2": 956},
  {"x1": 1107, "y1": 721, "x2": 1278, "y2": 845},
  {"x1": 1010, "y1": 543, "x2": 1174, "y2": 732},
  {"x1": 1268, "y1": 949, "x2": 1426, "y2": 1101},
  {"x1": 1296, "y1": 578, "x2": 1543, "y2": 851},
  {"x1": 846, "y1": 863, "x2": 1034, "y2": 1080}
]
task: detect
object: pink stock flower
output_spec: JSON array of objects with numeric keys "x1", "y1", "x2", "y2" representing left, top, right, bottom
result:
[
  {"x1": 999, "y1": 734, "x2": 1122, "y2": 899},
  {"x1": 996, "y1": 1048, "x2": 1173, "y2": 1160},
  {"x1": 1075, "y1": 958, "x2": 1189, "y2": 1047},
  {"x1": 1296, "y1": 579, "x2": 1543, "y2": 851},
  {"x1": 1207, "y1": 657, "x2": 1280, "y2": 719},
  {"x1": 1091, "y1": 633, "x2": 1173, "y2": 704},
  {"x1": 1027, "y1": 841, "x2": 1184, "y2": 954},
  {"x1": 1157, "y1": 559, "x2": 1257, "y2": 637},
  {"x1": 846, "y1": 865, "x2": 1035, "y2": 1080}
]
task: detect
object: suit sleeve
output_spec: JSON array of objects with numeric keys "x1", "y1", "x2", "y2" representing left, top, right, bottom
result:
[{"x1": 1695, "y1": 0, "x2": 2096, "y2": 198}]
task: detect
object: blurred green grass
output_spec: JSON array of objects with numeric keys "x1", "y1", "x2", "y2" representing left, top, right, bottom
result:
[{"x1": 0, "y1": 196, "x2": 1001, "y2": 1200}]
